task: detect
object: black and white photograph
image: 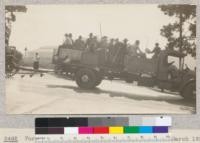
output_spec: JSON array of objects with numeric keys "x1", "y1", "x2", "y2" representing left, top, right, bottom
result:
[{"x1": 5, "y1": 4, "x2": 196, "y2": 114}]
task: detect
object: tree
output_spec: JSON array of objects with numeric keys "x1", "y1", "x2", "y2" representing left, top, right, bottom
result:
[
  {"x1": 158, "y1": 5, "x2": 196, "y2": 60},
  {"x1": 5, "y1": 6, "x2": 27, "y2": 74},
  {"x1": 5, "y1": 5, "x2": 27, "y2": 46}
]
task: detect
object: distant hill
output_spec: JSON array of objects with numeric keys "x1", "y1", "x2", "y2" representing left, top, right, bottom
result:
[{"x1": 22, "y1": 46, "x2": 57, "y2": 69}]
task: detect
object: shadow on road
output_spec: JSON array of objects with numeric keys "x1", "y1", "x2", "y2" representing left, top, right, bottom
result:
[{"x1": 46, "y1": 84, "x2": 195, "y2": 110}]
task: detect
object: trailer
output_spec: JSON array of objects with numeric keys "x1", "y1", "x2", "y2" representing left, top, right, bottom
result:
[{"x1": 53, "y1": 46, "x2": 196, "y2": 100}]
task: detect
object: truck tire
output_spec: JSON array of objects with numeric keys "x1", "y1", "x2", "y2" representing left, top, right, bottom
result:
[
  {"x1": 95, "y1": 72, "x2": 103, "y2": 86},
  {"x1": 181, "y1": 82, "x2": 196, "y2": 100},
  {"x1": 75, "y1": 68, "x2": 97, "y2": 89}
]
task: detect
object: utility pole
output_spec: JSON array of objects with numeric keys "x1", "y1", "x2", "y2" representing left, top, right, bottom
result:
[{"x1": 99, "y1": 23, "x2": 102, "y2": 38}]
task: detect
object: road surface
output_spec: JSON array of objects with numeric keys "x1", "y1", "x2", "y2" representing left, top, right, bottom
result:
[{"x1": 6, "y1": 73, "x2": 195, "y2": 114}]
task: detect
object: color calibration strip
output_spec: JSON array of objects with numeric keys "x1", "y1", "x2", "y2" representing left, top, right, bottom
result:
[
  {"x1": 35, "y1": 126, "x2": 168, "y2": 134},
  {"x1": 35, "y1": 117, "x2": 171, "y2": 134}
]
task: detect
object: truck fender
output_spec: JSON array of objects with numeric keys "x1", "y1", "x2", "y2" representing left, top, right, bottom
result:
[
  {"x1": 75, "y1": 67, "x2": 102, "y2": 78},
  {"x1": 179, "y1": 79, "x2": 196, "y2": 93}
]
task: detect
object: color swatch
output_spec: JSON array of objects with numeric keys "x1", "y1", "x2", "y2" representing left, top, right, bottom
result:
[
  {"x1": 36, "y1": 126, "x2": 169, "y2": 134},
  {"x1": 109, "y1": 126, "x2": 124, "y2": 134},
  {"x1": 35, "y1": 117, "x2": 170, "y2": 134},
  {"x1": 93, "y1": 127, "x2": 109, "y2": 134}
]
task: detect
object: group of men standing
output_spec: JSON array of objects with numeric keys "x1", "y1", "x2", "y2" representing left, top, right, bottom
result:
[{"x1": 62, "y1": 33, "x2": 161, "y2": 67}]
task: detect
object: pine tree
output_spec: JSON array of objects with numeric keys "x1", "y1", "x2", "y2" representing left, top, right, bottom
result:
[{"x1": 158, "y1": 5, "x2": 196, "y2": 58}]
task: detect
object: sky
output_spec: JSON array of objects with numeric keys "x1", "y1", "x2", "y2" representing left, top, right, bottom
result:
[
  {"x1": 9, "y1": 4, "x2": 195, "y2": 69},
  {"x1": 9, "y1": 4, "x2": 173, "y2": 52}
]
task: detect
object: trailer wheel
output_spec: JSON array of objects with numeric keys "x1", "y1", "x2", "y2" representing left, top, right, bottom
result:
[
  {"x1": 181, "y1": 82, "x2": 196, "y2": 100},
  {"x1": 75, "y1": 68, "x2": 97, "y2": 89}
]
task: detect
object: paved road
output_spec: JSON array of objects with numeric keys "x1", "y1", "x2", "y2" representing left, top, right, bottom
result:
[{"x1": 6, "y1": 73, "x2": 195, "y2": 114}]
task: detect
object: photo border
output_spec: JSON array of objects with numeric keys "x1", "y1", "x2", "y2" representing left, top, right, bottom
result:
[{"x1": 0, "y1": 0, "x2": 199, "y2": 129}]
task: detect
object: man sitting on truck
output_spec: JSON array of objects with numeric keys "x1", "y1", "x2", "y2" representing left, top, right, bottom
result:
[
  {"x1": 107, "y1": 38, "x2": 115, "y2": 64},
  {"x1": 150, "y1": 43, "x2": 161, "y2": 59},
  {"x1": 86, "y1": 33, "x2": 96, "y2": 52},
  {"x1": 129, "y1": 40, "x2": 143, "y2": 58},
  {"x1": 63, "y1": 33, "x2": 73, "y2": 48},
  {"x1": 112, "y1": 38, "x2": 128, "y2": 68},
  {"x1": 68, "y1": 33, "x2": 74, "y2": 45},
  {"x1": 111, "y1": 38, "x2": 121, "y2": 64},
  {"x1": 74, "y1": 35, "x2": 85, "y2": 50},
  {"x1": 96, "y1": 36, "x2": 109, "y2": 65},
  {"x1": 92, "y1": 36, "x2": 99, "y2": 51}
]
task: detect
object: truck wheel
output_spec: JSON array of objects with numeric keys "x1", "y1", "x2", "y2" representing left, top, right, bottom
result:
[
  {"x1": 75, "y1": 69, "x2": 97, "y2": 89},
  {"x1": 181, "y1": 82, "x2": 196, "y2": 100},
  {"x1": 95, "y1": 73, "x2": 103, "y2": 86}
]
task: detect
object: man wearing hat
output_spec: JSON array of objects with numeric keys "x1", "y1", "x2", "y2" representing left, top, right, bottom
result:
[
  {"x1": 68, "y1": 33, "x2": 74, "y2": 45},
  {"x1": 99, "y1": 36, "x2": 108, "y2": 48},
  {"x1": 96, "y1": 36, "x2": 109, "y2": 65},
  {"x1": 112, "y1": 38, "x2": 122, "y2": 65},
  {"x1": 117, "y1": 38, "x2": 128, "y2": 68},
  {"x1": 63, "y1": 33, "x2": 73, "y2": 48},
  {"x1": 74, "y1": 35, "x2": 85, "y2": 50},
  {"x1": 107, "y1": 38, "x2": 115, "y2": 64},
  {"x1": 86, "y1": 33, "x2": 95, "y2": 52},
  {"x1": 123, "y1": 38, "x2": 128, "y2": 46},
  {"x1": 151, "y1": 43, "x2": 161, "y2": 59}
]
